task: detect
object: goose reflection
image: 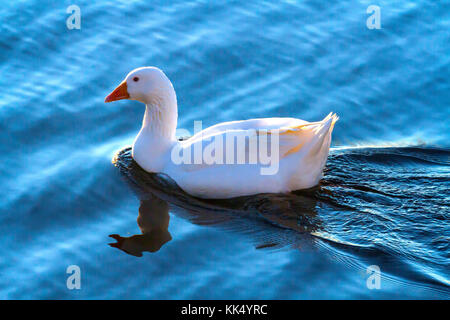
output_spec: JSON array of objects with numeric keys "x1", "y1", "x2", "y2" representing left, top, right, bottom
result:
[
  {"x1": 109, "y1": 195, "x2": 172, "y2": 256},
  {"x1": 110, "y1": 147, "x2": 326, "y2": 257}
]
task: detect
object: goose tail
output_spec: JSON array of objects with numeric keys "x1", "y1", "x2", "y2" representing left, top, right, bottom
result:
[
  {"x1": 286, "y1": 113, "x2": 338, "y2": 190},
  {"x1": 310, "y1": 112, "x2": 338, "y2": 155}
]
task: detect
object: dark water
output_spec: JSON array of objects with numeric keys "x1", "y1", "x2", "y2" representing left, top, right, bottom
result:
[{"x1": 1, "y1": 0, "x2": 449, "y2": 299}]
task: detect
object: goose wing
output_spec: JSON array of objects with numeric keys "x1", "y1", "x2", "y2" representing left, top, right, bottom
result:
[{"x1": 171, "y1": 114, "x2": 338, "y2": 171}]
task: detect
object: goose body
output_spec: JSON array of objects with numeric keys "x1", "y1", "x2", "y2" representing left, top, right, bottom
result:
[{"x1": 106, "y1": 67, "x2": 338, "y2": 199}]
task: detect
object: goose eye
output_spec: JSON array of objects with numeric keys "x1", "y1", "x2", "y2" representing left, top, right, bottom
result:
[{"x1": 133, "y1": 77, "x2": 139, "y2": 82}]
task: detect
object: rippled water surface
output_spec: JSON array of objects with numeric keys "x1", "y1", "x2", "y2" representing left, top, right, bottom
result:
[{"x1": 1, "y1": 0, "x2": 449, "y2": 299}]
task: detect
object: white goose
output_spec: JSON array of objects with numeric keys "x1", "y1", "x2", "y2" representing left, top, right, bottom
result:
[{"x1": 105, "y1": 67, "x2": 338, "y2": 199}]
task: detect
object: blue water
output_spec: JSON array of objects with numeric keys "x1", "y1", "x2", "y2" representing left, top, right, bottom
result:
[{"x1": 0, "y1": 0, "x2": 449, "y2": 299}]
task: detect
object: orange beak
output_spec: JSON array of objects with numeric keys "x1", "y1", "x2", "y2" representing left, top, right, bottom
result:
[{"x1": 105, "y1": 81, "x2": 130, "y2": 103}]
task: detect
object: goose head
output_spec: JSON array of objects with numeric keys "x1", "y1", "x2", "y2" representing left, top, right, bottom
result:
[
  {"x1": 105, "y1": 66, "x2": 178, "y2": 140},
  {"x1": 105, "y1": 66, "x2": 176, "y2": 106}
]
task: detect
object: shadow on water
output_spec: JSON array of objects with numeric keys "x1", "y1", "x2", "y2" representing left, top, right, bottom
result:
[
  {"x1": 109, "y1": 196, "x2": 172, "y2": 256},
  {"x1": 111, "y1": 147, "x2": 323, "y2": 252},
  {"x1": 111, "y1": 146, "x2": 450, "y2": 294}
]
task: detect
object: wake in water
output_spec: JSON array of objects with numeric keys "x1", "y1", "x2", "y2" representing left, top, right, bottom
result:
[{"x1": 112, "y1": 146, "x2": 450, "y2": 294}]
